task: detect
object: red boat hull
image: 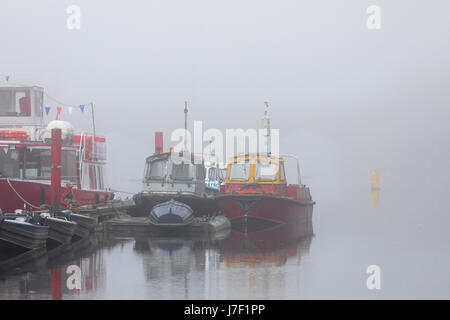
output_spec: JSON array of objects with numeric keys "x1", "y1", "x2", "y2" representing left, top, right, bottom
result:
[
  {"x1": 216, "y1": 194, "x2": 314, "y2": 235},
  {"x1": 0, "y1": 178, "x2": 113, "y2": 213}
]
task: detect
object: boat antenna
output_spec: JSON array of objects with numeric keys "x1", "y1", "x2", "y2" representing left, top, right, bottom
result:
[{"x1": 184, "y1": 101, "x2": 188, "y2": 152}]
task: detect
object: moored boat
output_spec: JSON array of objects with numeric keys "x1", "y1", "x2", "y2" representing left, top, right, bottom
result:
[
  {"x1": 216, "y1": 154, "x2": 314, "y2": 233},
  {"x1": 0, "y1": 210, "x2": 49, "y2": 250},
  {"x1": 0, "y1": 82, "x2": 114, "y2": 213},
  {"x1": 216, "y1": 104, "x2": 315, "y2": 234},
  {"x1": 130, "y1": 105, "x2": 217, "y2": 217},
  {"x1": 131, "y1": 149, "x2": 216, "y2": 217}
]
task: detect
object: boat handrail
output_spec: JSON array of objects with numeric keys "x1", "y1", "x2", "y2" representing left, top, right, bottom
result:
[{"x1": 280, "y1": 154, "x2": 301, "y2": 186}]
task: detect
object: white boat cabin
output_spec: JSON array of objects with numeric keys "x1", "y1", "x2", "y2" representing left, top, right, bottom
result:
[
  {"x1": 0, "y1": 83, "x2": 108, "y2": 192},
  {"x1": 143, "y1": 152, "x2": 206, "y2": 195}
]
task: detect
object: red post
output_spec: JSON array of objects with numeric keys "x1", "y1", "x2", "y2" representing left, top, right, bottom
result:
[
  {"x1": 155, "y1": 132, "x2": 163, "y2": 154},
  {"x1": 50, "y1": 128, "x2": 62, "y2": 211}
]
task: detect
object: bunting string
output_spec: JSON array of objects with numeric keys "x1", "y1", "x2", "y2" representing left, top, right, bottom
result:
[{"x1": 43, "y1": 91, "x2": 91, "y2": 116}]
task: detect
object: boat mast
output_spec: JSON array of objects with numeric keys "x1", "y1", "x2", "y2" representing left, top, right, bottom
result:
[
  {"x1": 261, "y1": 101, "x2": 271, "y2": 155},
  {"x1": 184, "y1": 101, "x2": 188, "y2": 153},
  {"x1": 91, "y1": 102, "x2": 96, "y2": 160}
]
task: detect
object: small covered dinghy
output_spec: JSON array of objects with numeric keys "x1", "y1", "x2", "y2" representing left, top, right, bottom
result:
[
  {"x1": 149, "y1": 199, "x2": 194, "y2": 227},
  {"x1": 0, "y1": 210, "x2": 49, "y2": 250}
]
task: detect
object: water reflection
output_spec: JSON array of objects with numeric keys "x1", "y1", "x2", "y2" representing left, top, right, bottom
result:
[
  {"x1": 0, "y1": 235, "x2": 124, "y2": 299},
  {"x1": 370, "y1": 190, "x2": 379, "y2": 208},
  {"x1": 222, "y1": 227, "x2": 312, "y2": 268},
  {"x1": 0, "y1": 223, "x2": 313, "y2": 299}
]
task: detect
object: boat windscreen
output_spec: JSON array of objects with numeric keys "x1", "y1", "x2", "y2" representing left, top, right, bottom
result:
[
  {"x1": 255, "y1": 162, "x2": 278, "y2": 181},
  {"x1": 229, "y1": 162, "x2": 250, "y2": 181},
  {"x1": 147, "y1": 159, "x2": 167, "y2": 180},
  {"x1": 171, "y1": 163, "x2": 191, "y2": 180}
]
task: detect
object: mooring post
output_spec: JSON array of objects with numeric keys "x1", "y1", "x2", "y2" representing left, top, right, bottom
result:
[{"x1": 50, "y1": 128, "x2": 62, "y2": 212}]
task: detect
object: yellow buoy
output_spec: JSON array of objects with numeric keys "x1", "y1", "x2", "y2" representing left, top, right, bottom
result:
[{"x1": 370, "y1": 170, "x2": 380, "y2": 190}]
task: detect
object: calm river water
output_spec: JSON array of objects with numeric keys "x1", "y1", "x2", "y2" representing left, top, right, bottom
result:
[{"x1": 0, "y1": 174, "x2": 448, "y2": 299}]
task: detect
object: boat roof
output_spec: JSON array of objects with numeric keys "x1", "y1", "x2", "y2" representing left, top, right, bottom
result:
[
  {"x1": 146, "y1": 151, "x2": 204, "y2": 164},
  {"x1": 229, "y1": 153, "x2": 284, "y2": 164},
  {"x1": 0, "y1": 83, "x2": 44, "y2": 90}
]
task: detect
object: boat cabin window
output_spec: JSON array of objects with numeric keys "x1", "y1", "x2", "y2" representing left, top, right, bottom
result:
[
  {"x1": 61, "y1": 150, "x2": 78, "y2": 183},
  {"x1": 172, "y1": 162, "x2": 191, "y2": 180},
  {"x1": 0, "y1": 89, "x2": 32, "y2": 117},
  {"x1": 219, "y1": 168, "x2": 227, "y2": 181},
  {"x1": 0, "y1": 146, "x2": 77, "y2": 182},
  {"x1": 34, "y1": 90, "x2": 43, "y2": 118},
  {"x1": 147, "y1": 159, "x2": 167, "y2": 180},
  {"x1": 23, "y1": 148, "x2": 77, "y2": 182},
  {"x1": 196, "y1": 164, "x2": 205, "y2": 180},
  {"x1": 24, "y1": 148, "x2": 51, "y2": 179},
  {"x1": 208, "y1": 167, "x2": 217, "y2": 181},
  {"x1": 0, "y1": 147, "x2": 21, "y2": 178},
  {"x1": 279, "y1": 162, "x2": 286, "y2": 181},
  {"x1": 255, "y1": 161, "x2": 278, "y2": 181},
  {"x1": 148, "y1": 159, "x2": 167, "y2": 179},
  {"x1": 229, "y1": 162, "x2": 250, "y2": 181}
]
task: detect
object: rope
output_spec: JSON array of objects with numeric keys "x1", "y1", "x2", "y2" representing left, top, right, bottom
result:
[
  {"x1": 6, "y1": 178, "x2": 42, "y2": 210},
  {"x1": 44, "y1": 92, "x2": 91, "y2": 109}
]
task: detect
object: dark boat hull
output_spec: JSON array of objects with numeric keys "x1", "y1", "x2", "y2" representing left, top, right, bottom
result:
[
  {"x1": 69, "y1": 213, "x2": 96, "y2": 238},
  {"x1": 149, "y1": 199, "x2": 195, "y2": 227},
  {"x1": 216, "y1": 194, "x2": 314, "y2": 235},
  {"x1": 44, "y1": 217, "x2": 77, "y2": 244},
  {"x1": 130, "y1": 192, "x2": 217, "y2": 217},
  {"x1": 0, "y1": 219, "x2": 49, "y2": 249}
]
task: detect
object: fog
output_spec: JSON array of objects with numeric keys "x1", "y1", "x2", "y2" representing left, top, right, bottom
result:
[{"x1": 1, "y1": 0, "x2": 449, "y2": 298}]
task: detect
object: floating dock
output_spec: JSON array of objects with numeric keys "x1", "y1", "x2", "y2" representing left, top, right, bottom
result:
[
  {"x1": 0, "y1": 199, "x2": 231, "y2": 272},
  {"x1": 105, "y1": 215, "x2": 231, "y2": 238}
]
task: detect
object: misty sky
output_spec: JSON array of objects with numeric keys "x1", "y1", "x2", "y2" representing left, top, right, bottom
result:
[{"x1": 1, "y1": 0, "x2": 449, "y2": 198}]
